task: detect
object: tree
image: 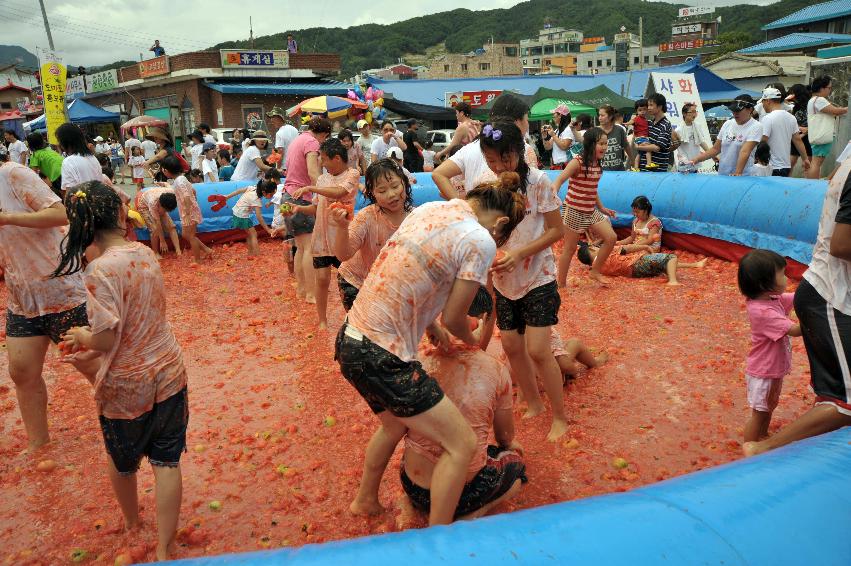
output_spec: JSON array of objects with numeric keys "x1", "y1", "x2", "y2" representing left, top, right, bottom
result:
[{"x1": 716, "y1": 31, "x2": 754, "y2": 56}]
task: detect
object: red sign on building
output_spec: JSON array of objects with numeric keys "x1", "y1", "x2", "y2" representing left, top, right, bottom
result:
[
  {"x1": 139, "y1": 56, "x2": 170, "y2": 78},
  {"x1": 463, "y1": 90, "x2": 502, "y2": 108}
]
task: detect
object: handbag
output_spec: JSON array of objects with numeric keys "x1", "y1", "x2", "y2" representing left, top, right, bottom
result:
[{"x1": 808, "y1": 97, "x2": 836, "y2": 145}]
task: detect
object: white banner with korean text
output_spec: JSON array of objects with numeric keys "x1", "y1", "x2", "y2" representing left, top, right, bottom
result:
[{"x1": 647, "y1": 72, "x2": 715, "y2": 173}]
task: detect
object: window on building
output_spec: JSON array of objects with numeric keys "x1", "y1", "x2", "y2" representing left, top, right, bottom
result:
[
  {"x1": 522, "y1": 59, "x2": 528, "y2": 65},
  {"x1": 533, "y1": 58, "x2": 540, "y2": 64},
  {"x1": 444, "y1": 65, "x2": 449, "y2": 72},
  {"x1": 653, "y1": 54, "x2": 658, "y2": 61},
  {"x1": 597, "y1": 59, "x2": 602, "y2": 67},
  {"x1": 0, "y1": 102, "x2": 11, "y2": 110},
  {"x1": 544, "y1": 45, "x2": 554, "y2": 54},
  {"x1": 633, "y1": 56, "x2": 639, "y2": 64},
  {"x1": 644, "y1": 56, "x2": 650, "y2": 64},
  {"x1": 479, "y1": 62, "x2": 491, "y2": 71},
  {"x1": 606, "y1": 59, "x2": 611, "y2": 66},
  {"x1": 460, "y1": 63, "x2": 467, "y2": 71},
  {"x1": 587, "y1": 60, "x2": 593, "y2": 68},
  {"x1": 504, "y1": 47, "x2": 518, "y2": 57}
]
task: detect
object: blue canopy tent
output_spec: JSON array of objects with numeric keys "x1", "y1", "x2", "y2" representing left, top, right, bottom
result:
[
  {"x1": 25, "y1": 98, "x2": 120, "y2": 131},
  {"x1": 369, "y1": 61, "x2": 758, "y2": 118}
]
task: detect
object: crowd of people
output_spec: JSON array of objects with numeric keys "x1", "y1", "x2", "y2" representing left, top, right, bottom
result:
[{"x1": 1, "y1": 73, "x2": 850, "y2": 557}]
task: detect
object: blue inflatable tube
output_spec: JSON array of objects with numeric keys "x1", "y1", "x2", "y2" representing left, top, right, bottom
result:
[
  {"x1": 173, "y1": 428, "x2": 851, "y2": 565},
  {"x1": 163, "y1": 172, "x2": 827, "y2": 265}
]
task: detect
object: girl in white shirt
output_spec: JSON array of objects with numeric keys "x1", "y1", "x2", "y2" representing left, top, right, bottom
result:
[
  {"x1": 4, "y1": 131, "x2": 28, "y2": 165},
  {"x1": 56, "y1": 123, "x2": 102, "y2": 192}
]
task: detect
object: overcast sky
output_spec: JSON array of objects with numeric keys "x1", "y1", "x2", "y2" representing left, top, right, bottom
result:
[{"x1": 2, "y1": 0, "x2": 777, "y2": 67}]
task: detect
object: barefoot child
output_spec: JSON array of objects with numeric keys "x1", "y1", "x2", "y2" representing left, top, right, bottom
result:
[
  {"x1": 223, "y1": 180, "x2": 276, "y2": 256},
  {"x1": 480, "y1": 122, "x2": 568, "y2": 441},
  {"x1": 550, "y1": 328, "x2": 609, "y2": 379},
  {"x1": 136, "y1": 186, "x2": 182, "y2": 258},
  {"x1": 577, "y1": 241, "x2": 707, "y2": 285},
  {"x1": 553, "y1": 127, "x2": 617, "y2": 285},
  {"x1": 54, "y1": 181, "x2": 188, "y2": 561},
  {"x1": 290, "y1": 138, "x2": 360, "y2": 329},
  {"x1": 737, "y1": 250, "x2": 801, "y2": 443},
  {"x1": 616, "y1": 195, "x2": 663, "y2": 253},
  {"x1": 128, "y1": 146, "x2": 146, "y2": 191},
  {"x1": 159, "y1": 156, "x2": 212, "y2": 263},
  {"x1": 339, "y1": 171, "x2": 525, "y2": 525},
  {"x1": 331, "y1": 158, "x2": 412, "y2": 311}
]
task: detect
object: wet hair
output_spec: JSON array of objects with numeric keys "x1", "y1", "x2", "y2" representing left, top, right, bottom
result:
[
  {"x1": 631, "y1": 195, "x2": 652, "y2": 214},
  {"x1": 754, "y1": 141, "x2": 771, "y2": 166},
  {"x1": 160, "y1": 155, "x2": 184, "y2": 175},
  {"x1": 56, "y1": 123, "x2": 92, "y2": 156},
  {"x1": 26, "y1": 132, "x2": 46, "y2": 151},
  {"x1": 52, "y1": 181, "x2": 123, "y2": 277},
  {"x1": 264, "y1": 168, "x2": 282, "y2": 182},
  {"x1": 634, "y1": 98, "x2": 648, "y2": 110},
  {"x1": 308, "y1": 117, "x2": 332, "y2": 134},
  {"x1": 455, "y1": 102, "x2": 472, "y2": 117},
  {"x1": 478, "y1": 121, "x2": 529, "y2": 195},
  {"x1": 489, "y1": 93, "x2": 530, "y2": 123},
  {"x1": 577, "y1": 241, "x2": 592, "y2": 266},
  {"x1": 159, "y1": 192, "x2": 177, "y2": 211},
  {"x1": 738, "y1": 249, "x2": 786, "y2": 300},
  {"x1": 598, "y1": 104, "x2": 616, "y2": 120},
  {"x1": 337, "y1": 129, "x2": 354, "y2": 143},
  {"x1": 363, "y1": 158, "x2": 414, "y2": 211},
  {"x1": 811, "y1": 75, "x2": 832, "y2": 93},
  {"x1": 320, "y1": 137, "x2": 348, "y2": 163},
  {"x1": 467, "y1": 286, "x2": 494, "y2": 317},
  {"x1": 575, "y1": 113, "x2": 593, "y2": 130},
  {"x1": 579, "y1": 127, "x2": 605, "y2": 173},
  {"x1": 788, "y1": 83, "x2": 811, "y2": 115},
  {"x1": 466, "y1": 171, "x2": 526, "y2": 247},
  {"x1": 648, "y1": 93, "x2": 666, "y2": 108},
  {"x1": 188, "y1": 169, "x2": 204, "y2": 182},
  {"x1": 255, "y1": 179, "x2": 278, "y2": 198},
  {"x1": 218, "y1": 148, "x2": 231, "y2": 161}
]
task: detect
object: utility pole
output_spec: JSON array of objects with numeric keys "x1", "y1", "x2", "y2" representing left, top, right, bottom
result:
[
  {"x1": 639, "y1": 16, "x2": 643, "y2": 70},
  {"x1": 250, "y1": 17, "x2": 255, "y2": 49},
  {"x1": 37, "y1": 0, "x2": 55, "y2": 50}
]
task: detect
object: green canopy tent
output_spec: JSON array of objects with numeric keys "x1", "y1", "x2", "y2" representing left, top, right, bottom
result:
[{"x1": 474, "y1": 84, "x2": 636, "y2": 121}]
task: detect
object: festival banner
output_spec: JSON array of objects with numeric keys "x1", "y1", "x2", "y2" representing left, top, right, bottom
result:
[
  {"x1": 220, "y1": 50, "x2": 289, "y2": 69},
  {"x1": 139, "y1": 56, "x2": 169, "y2": 78},
  {"x1": 86, "y1": 69, "x2": 119, "y2": 94},
  {"x1": 646, "y1": 72, "x2": 714, "y2": 172},
  {"x1": 65, "y1": 75, "x2": 86, "y2": 101},
  {"x1": 37, "y1": 48, "x2": 68, "y2": 145}
]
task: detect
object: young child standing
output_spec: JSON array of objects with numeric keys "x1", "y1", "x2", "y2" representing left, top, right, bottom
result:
[
  {"x1": 128, "y1": 146, "x2": 147, "y2": 191},
  {"x1": 217, "y1": 149, "x2": 234, "y2": 182},
  {"x1": 475, "y1": 122, "x2": 568, "y2": 441},
  {"x1": 752, "y1": 141, "x2": 772, "y2": 177},
  {"x1": 331, "y1": 158, "x2": 413, "y2": 311},
  {"x1": 422, "y1": 140, "x2": 436, "y2": 172},
  {"x1": 339, "y1": 171, "x2": 525, "y2": 526},
  {"x1": 737, "y1": 249, "x2": 801, "y2": 443},
  {"x1": 54, "y1": 181, "x2": 188, "y2": 561},
  {"x1": 289, "y1": 138, "x2": 360, "y2": 329},
  {"x1": 159, "y1": 156, "x2": 212, "y2": 262},
  {"x1": 201, "y1": 143, "x2": 219, "y2": 183},
  {"x1": 553, "y1": 127, "x2": 618, "y2": 285},
  {"x1": 627, "y1": 99, "x2": 654, "y2": 170},
  {"x1": 223, "y1": 180, "x2": 276, "y2": 255}
]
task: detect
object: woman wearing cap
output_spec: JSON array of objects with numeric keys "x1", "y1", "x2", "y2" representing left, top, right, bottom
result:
[
  {"x1": 807, "y1": 75, "x2": 849, "y2": 179},
  {"x1": 542, "y1": 104, "x2": 575, "y2": 170},
  {"x1": 231, "y1": 131, "x2": 273, "y2": 182},
  {"x1": 691, "y1": 95, "x2": 763, "y2": 176},
  {"x1": 143, "y1": 127, "x2": 183, "y2": 182}
]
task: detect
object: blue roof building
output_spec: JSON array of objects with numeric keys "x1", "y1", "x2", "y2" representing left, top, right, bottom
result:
[
  {"x1": 763, "y1": 0, "x2": 851, "y2": 39},
  {"x1": 738, "y1": 32, "x2": 851, "y2": 55}
]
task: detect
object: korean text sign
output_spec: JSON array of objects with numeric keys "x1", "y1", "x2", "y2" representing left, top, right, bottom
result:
[
  {"x1": 37, "y1": 48, "x2": 68, "y2": 145},
  {"x1": 648, "y1": 72, "x2": 714, "y2": 172}
]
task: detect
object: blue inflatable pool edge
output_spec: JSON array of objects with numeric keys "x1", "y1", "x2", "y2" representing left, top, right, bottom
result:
[
  {"x1": 157, "y1": 171, "x2": 827, "y2": 266},
  {"x1": 172, "y1": 427, "x2": 851, "y2": 565}
]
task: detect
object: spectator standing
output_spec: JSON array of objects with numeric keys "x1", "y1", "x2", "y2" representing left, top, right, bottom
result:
[
  {"x1": 760, "y1": 86, "x2": 810, "y2": 177},
  {"x1": 150, "y1": 40, "x2": 165, "y2": 57},
  {"x1": 141, "y1": 136, "x2": 158, "y2": 161},
  {"x1": 355, "y1": 120, "x2": 375, "y2": 165},
  {"x1": 26, "y1": 132, "x2": 63, "y2": 193},
  {"x1": 676, "y1": 102, "x2": 712, "y2": 170},
  {"x1": 807, "y1": 75, "x2": 849, "y2": 179},
  {"x1": 788, "y1": 83, "x2": 812, "y2": 174},
  {"x1": 636, "y1": 93, "x2": 673, "y2": 172},
  {"x1": 124, "y1": 135, "x2": 142, "y2": 181},
  {"x1": 403, "y1": 119, "x2": 424, "y2": 173},
  {"x1": 267, "y1": 107, "x2": 299, "y2": 170},
  {"x1": 542, "y1": 104, "x2": 575, "y2": 169},
  {"x1": 434, "y1": 102, "x2": 481, "y2": 162},
  {"x1": 598, "y1": 104, "x2": 631, "y2": 171},
  {"x1": 4, "y1": 131, "x2": 28, "y2": 165},
  {"x1": 287, "y1": 34, "x2": 298, "y2": 54},
  {"x1": 94, "y1": 136, "x2": 109, "y2": 158},
  {"x1": 198, "y1": 123, "x2": 215, "y2": 146},
  {"x1": 692, "y1": 95, "x2": 763, "y2": 176}
]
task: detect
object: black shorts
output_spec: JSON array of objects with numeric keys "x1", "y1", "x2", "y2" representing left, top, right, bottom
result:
[
  {"x1": 282, "y1": 195, "x2": 315, "y2": 236},
  {"x1": 335, "y1": 323, "x2": 444, "y2": 418},
  {"x1": 791, "y1": 134, "x2": 812, "y2": 157},
  {"x1": 494, "y1": 281, "x2": 560, "y2": 334},
  {"x1": 313, "y1": 255, "x2": 341, "y2": 269},
  {"x1": 337, "y1": 274, "x2": 359, "y2": 312},
  {"x1": 6, "y1": 303, "x2": 88, "y2": 344},
  {"x1": 772, "y1": 168, "x2": 791, "y2": 177},
  {"x1": 99, "y1": 387, "x2": 189, "y2": 475},
  {"x1": 468, "y1": 285, "x2": 494, "y2": 318},
  {"x1": 794, "y1": 279, "x2": 851, "y2": 415},
  {"x1": 401, "y1": 446, "x2": 527, "y2": 518}
]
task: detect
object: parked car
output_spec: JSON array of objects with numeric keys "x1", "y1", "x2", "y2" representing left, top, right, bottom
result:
[{"x1": 427, "y1": 129, "x2": 456, "y2": 153}]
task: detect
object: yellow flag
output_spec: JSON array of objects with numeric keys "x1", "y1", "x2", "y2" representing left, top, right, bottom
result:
[{"x1": 37, "y1": 48, "x2": 69, "y2": 145}]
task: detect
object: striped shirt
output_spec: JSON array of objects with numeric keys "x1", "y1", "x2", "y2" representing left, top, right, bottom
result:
[
  {"x1": 639, "y1": 116, "x2": 672, "y2": 172},
  {"x1": 566, "y1": 156, "x2": 601, "y2": 213}
]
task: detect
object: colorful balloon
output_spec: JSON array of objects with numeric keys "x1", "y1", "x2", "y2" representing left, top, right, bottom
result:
[
  {"x1": 347, "y1": 90, "x2": 357, "y2": 100},
  {"x1": 365, "y1": 112, "x2": 373, "y2": 124},
  {"x1": 365, "y1": 87, "x2": 374, "y2": 101},
  {"x1": 375, "y1": 97, "x2": 384, "y2": 107}
]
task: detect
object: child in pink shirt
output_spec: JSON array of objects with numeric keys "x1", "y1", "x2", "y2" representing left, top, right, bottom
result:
[{"x1": 737, "y1": 250, "x2": 802, "y2": 443}]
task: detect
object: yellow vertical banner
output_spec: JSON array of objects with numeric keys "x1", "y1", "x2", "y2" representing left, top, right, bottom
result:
[{"x1": 37, "y1": 48, "x2": 69, "y2": 145}]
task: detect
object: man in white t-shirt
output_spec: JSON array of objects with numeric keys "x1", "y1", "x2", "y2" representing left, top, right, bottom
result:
[
  {"x1": 370, "y1": 121, "x2": 407, "y2": 164},
  {"x1": 187, "y1": 130, "x2": 205, "y2": 170},
  {"x1": 356, "y1": 120, "x2": 375, "y2": 165},
  {"x1": 760, "y1": 87, "x2": 810, "y2": 177},
  {"x1": 198, "y1": 123, "x2": 216, "y2": 146},
  {"x1": 691, "y1": 95, "x2": 764, "y2": 176},
  {"x1": 267, "y1": 107, "x2": 299, "y2": 170},
  {"x1": 141, "y1": 138, "x2": 158, "y2": 160},
  {"x1": 94, "y1": 136, "x2": 110, "y2": 156}
]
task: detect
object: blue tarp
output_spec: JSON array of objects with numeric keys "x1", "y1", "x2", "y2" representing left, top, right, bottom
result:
[
  {"x1": 172, "y1": 428, "x2": 851, "y2": 565},
  {"x1": 26, "y1": 98, "x2": 119, "y2": 130},
  {"x1": 368, "y1": 61, "x2": 758, "y2": 108}
]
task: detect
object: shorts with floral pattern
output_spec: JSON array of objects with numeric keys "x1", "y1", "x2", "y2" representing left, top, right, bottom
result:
[
  {"x1": 631, "y1": 253, "x2": 674, "y2": 278},
  {"x1": 495, "y1": 281, "x2": 560, "y2": 334},
  {"x1": 335, "y1": 323, "x2": 444, "y2": 417}
]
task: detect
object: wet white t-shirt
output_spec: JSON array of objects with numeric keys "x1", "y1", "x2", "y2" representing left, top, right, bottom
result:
[
  {"x1": 61, "y1": 154, "x2": 102, "y2": 190},
  {"x1": 231, "y1": 145, "x2": 263, "y2": 181},
  {"x1": 716, "y1": 118, "x2": 763, "y2": 176}
]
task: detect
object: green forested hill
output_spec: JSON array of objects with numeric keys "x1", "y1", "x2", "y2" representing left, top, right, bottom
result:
[{"x1": 212, "y1": 0, "x2": 812, "y2": 77}]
